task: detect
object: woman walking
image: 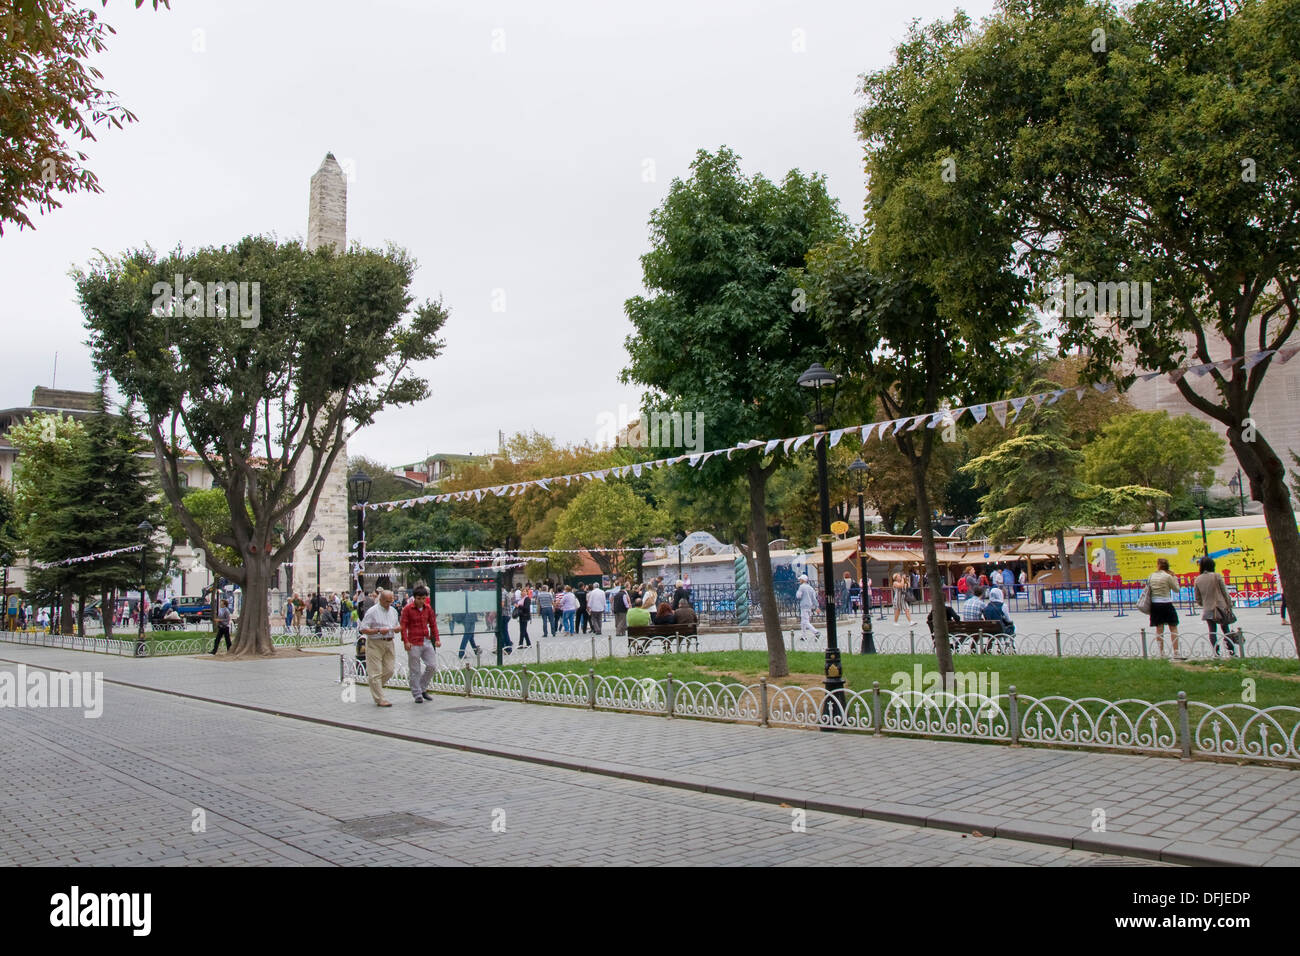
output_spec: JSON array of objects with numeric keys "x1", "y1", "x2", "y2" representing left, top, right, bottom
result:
[
  {"x1": 1146, "y1": 557, "x2": 1181, "y2": 658},
  {"x1": 891, "y1": 570, "x2": 913, "y2": 625},
  {"x1": 1194, "y1": 557, "x2": 1238, "y2": 657}
]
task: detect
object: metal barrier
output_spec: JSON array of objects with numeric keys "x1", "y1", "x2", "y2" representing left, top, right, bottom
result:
[{"x1": 337, "y1": 656, "x2": 1300, "y2": 766}]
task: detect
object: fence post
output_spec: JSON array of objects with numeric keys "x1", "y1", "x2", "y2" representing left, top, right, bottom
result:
[
  {"x1": 464, "y1": 665, "x2": 473, "y2": 697},
  {"x1": 909, "y1": 629, "x2": 915, "y2": 655},
  {"x1": 1238, "y1": 629, "x2": 1247, "y2": 659},
  {"x1": 607, "y1": 635, "x2": 612, "y2": 658},
  {"x1": 590, "y1": 634, "x2": 596, "y2": 660},
  {"x1": 587, "y1": 668, "x2": 596, "y2": 709},
  {"x1": 521, "y1": 665, "x2": 530, "y2": 703},
  {"x1": 666, "y1": 673, "x2": 676, "y2": 718},
  {"x1": 738, "y1": 628, "x2": 743, "y2": 652},
  {"x1": 872, "y1": 681, "x2": 882, "y2": 735},
  {"x1": 339, "y1": 654, "x2": 344, "y2": 683},
  {"x1": 1055, "y1": 628, "x2": 1062, "y2": 658},
  {"x1": 788, "y1": 630, "x2": 794, "y2": 652},
  {"x1": 759, "y1": 677, "x2": 769, "y2": 727},
  {"x1": 1177, "y1": 690, "x2": 1191, "y2": 759},
  {"x1": 536, "y1": 641, "x2": 541, "y2": 665},
  {"x1": 1140, "y1": 628, "x2": 1148, "y2": 659},
  {"x1": 473, "y1": 646, "x2": 481, "y2": 668},
  {"x1": 1009, "y1": 686, "x2": 1020, "y2": 746}
]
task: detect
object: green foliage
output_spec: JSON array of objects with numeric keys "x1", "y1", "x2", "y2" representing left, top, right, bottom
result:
[
  {"x1": 1082, "y1": 411, "x2": 1226, "y2": 527},
  {"x1": 1, "y1": 0, "x2": 169, "y2": 234},
  {"x1": 550, "y1": 482, "x2": 657, "y2": 578},
  {"x1": 172, "y1": 487, "x2": 244, "y2": 569}
]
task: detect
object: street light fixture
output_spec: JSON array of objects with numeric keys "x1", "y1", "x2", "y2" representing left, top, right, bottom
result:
[
  {"x1": 1, "y1": 551, "x2": 10, "y2": 633},
  {"x1": 349, "y1": 471, "x2": 372, "y2": 595},
  {"x1": 313, "y1": 533, "x2": 325, "y2": 600},
  {"x1": 1191, "y1": 483, "x2": 1209, "y2": 557},
  {"x1": 798, "y1": 362, "x2": 845, "y2": 726},
  {"x1": 848, "y1": 458, "x2": 875, "y2": 654},
  {"x1": 1228, "y1": 470, "x2": 1246, "y2": 517},
  {"x1": 136, "y1": 520, "x2": 152, "y2": 656}
]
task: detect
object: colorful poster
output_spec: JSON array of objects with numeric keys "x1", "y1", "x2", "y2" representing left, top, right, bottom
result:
[{"x1": 1085, "y1": 526, "x2": 1282, "y2": 585}]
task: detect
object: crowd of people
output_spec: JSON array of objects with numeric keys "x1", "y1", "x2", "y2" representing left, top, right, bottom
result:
[{"x1": 504, "y1": 576, "x2": 696, "y2": 648}]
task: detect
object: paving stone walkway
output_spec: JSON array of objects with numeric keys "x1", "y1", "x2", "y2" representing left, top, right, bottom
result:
[{"x1": 3, "y1": 642, "x2": 1298, "y2": 865}]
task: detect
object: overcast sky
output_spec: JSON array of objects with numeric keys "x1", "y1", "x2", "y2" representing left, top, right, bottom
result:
[{"x1": 1, "y1": 0, "x2": 997, "y2": 468}]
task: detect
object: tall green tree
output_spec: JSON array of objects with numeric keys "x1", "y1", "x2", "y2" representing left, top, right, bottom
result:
[
  {"x1": 622, "y1": 147, "x2": 846, "y2": 677},
  {"x1": 932, "y1": 0, "x2": 1300, "y2": 654},
  {"x1": 78, "y1": 235, "x2": 448, "y2": 655},
  {"x1": 1082, "y1": 411, "x2": 1226, "y2": 529}
]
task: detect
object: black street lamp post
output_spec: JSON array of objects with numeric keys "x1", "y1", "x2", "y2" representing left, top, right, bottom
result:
[
  {"x1": 313, "y1": 533, "x2": 325, "y2": 600},
  {"x1": 798, "y1": 362, "x2": 845, "y2": 725},
  {"x1": 1228, "y1": 470, "x2": 1246, "y2": 517},
  {"x1": 1, "y1": 552, "x2": 10, "y2": 632},
  {"x1": 136, "y1": 520, "x2": 152, "y2": 657},
  {"x1": 349, "y1": 471, "x2": 372, "y2": 596},
  {"x1": 848, "y1": 458, "x2": 875, "y2": 654},
  {"x1": 1191, "y1": 483, "x2": 1209, "y2": 556}
]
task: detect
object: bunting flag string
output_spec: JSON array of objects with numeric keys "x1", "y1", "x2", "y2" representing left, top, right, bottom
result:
[
  {"x1": 31, "y1": 544, "x2": 144, "y2": 570},
  {"x1": 357, "y1": 347, "x2": 1282, "y2": 514}
]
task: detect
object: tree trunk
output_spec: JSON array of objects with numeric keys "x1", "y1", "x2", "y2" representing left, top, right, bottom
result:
[
  {"x1": 908, "y1": 452, "x2": 954, "y2": 685},
  {"x1": 102, "y1": 588, "x2": 114, "y2": 638},
  {"x1": 748, "y1": 463, "x2": 789, "y2": 678},
  {"x1": 60, "y1": 594, "x2": 74, "y2": 634},
  {"x1": 76, "y1": 592, "x2": 86, "y2": 638},
  {"x1": 1057, "y1": 528, "x2": 1073, "y2": 586},
  {"x1": 231, "y1": 553, "x2": 274, "y2": 657},
  {"x1": 1229, "y1": 430, "x2": 1300, "y2": 658}
]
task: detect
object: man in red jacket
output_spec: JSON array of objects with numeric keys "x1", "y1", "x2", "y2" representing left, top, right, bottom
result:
[{"x1": 401, "y1": 584, "x2": 441, "y2": 703}]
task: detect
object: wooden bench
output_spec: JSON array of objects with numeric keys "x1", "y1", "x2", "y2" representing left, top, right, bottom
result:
[
  {"x1": 928, "y1": 615, "x2": 1016, "y2": 654},
  {"x1": 626, "y1": 623, "x2": 699, "y2": 655}
]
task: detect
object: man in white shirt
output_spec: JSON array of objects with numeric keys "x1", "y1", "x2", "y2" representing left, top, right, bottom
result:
[
  {"x1": 586, "y1": 584, "x2": 607, "y2": 634},
  {"x1": 359, "y1": 589, "x2": 400, "y2": 707},
  {"x1": 796, "y1": 574, "x2": 818, "y2": 642}
]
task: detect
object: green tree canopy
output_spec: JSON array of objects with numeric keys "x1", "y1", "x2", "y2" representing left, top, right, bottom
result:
[
  {"x1": 1082, "y1": 411, "x2": 1226, "y2": 528},
  {"x1": 621, "y1": 146, "x2": 846, "y2": 677},
  {"x1": 550, "y1": 482, "x2": 659, "y2": 579},
  {"x1": 77, "y1": 235, "x2": 448, "y2": 655}
]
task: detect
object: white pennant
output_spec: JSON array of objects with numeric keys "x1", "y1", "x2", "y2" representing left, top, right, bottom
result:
[
  {"x1": 908, "y1": 414, "x2": 927, "y2": 431},
  {"x1": 829, "y1": 428, "x2": 845, "y2": 447},
  {"x1": 990, "y1": 402, "x2": 1008, "y2": 427},
  {"x1": 969, "y1": 405, "x2": 988, "y2": 424},
  {"x1": 1009, "y1": 397, "x2": 1028, "y2": 422},
  {"x1": 793, "y1": 434, "x2": 812, "y2": 452}
]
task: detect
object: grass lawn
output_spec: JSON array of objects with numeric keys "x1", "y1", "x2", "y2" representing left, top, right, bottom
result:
[{"x1": 497, "y1": 650, "x2": 1300, "y2": 711}]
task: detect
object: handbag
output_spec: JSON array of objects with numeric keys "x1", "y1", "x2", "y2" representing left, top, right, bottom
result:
[
  {"x1": 1136, "y1": 585, "x2": 1152, "y2": 615},
  {"x1": 510, "y1": 606, "x2": 519, "y2": 620}
]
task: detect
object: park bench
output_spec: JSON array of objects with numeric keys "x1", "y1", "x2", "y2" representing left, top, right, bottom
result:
[
  {"x1": 927, "y1": 613, "x2": 1016, "y2": 654},
  {"x1": 626, "y1": 622, "x2": 699, "y2": 655},
  {"x1": 945, "y1": 619, "x2": 1016, "y2": 654}
]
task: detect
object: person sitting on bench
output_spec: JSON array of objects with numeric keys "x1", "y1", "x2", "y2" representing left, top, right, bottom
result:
[
  {"x1": 926, "y1": 603, "x2": 960, "y2": 633},
  {"x1": 652, "y1": 601, "x2": 675, "y2": 626},
  {"x1": 982, "y1": 587, "x2": 1015, "y2": 635},
  {"x1": 626, "y1": 596, "x2": 652, "y2": 628},
  {"x1": 672, "y1": 597, "x2": 697, "y2": 626}
]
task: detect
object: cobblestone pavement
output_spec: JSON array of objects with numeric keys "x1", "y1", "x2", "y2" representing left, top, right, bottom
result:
[
  {"x1": 0, "y1": 659, "x2": 1147, "y2": 867},
  {"x1": 4, "y1": 643, "x2": 1299, "y2": 864}
]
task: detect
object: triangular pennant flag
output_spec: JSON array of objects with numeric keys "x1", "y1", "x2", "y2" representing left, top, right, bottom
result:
[
  {"x1": 969, "y1": 404, "x2": 988, "y2": 424},
  {"x1": 1009, "y1": 397, "x2": 1028, "y2": 423},
  {"x1": 764, "y1": 439, "x2": 781, "y2": 455},
  {"x1": 829, "y1": 428, "x2": 845, "y2": 447},
  {"x1": 990, "y1": 402, "x2": 1008, "y2": 427},
  {"x1": 783, "y1": 437, "x2": 797, "y2": 454},
  {"x1": 631, "y1": 463, "x2": 642, "y2": 477},
  {"x1": 1138, "y1": 371, "x2": 1163, "y2": 382},
  {"x1": 1278, "y1": 345, "x2": 1300, "y2": 364},
  {"x1": 1074, "y1": 387, "x2": 1086, "y2": 399},
  {"x1": 1092, "y1": 382, "x2": 1112, "y2": 394},
  {"x1": 892, "y1": 418, "x2": 908, "y2": 434},
  {"x1": 1047, "y1": 390, "x2": 1066, "y2": 405},
  {"x1": 688, "y1": 454, "x2": 702, "y2": 467},
  {"x1": 950, "y1": 407, "x2": 967, "y2": 424},
  {"x1": 1245, "y1": 350, "x2": 1275, "y2": 371},
  {"x1": 1168, "y1": 369, "x2": 1188, "y2": 383},
  {"x1": 908, "y1": 414, "x2": 927, "y2": 431},
  {"x1": 927, "y1": 412, "x2": 944, "y2": 429},
  {"x1": 1190, "y1": 361, "x2": 1214, "y2": 377},
  {"x1": 793, "y1": 434, "x2": 812, "y2": 452}
]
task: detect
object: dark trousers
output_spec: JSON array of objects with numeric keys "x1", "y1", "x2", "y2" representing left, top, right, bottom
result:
[
  {"x1": 211, "y1": 624, "x2": 231, "y2": 653},
  {"x1": 518, "y1": 617, "x2": 531, "y2": 646},
  {"x1": 577, "y1": 609, "x2": 589, "y2": 633},
  {"x1": 458, "y1": 621, "x2": 479, "y2": 658},
  {"x1": 1208, "y1": 620, "x2": 1240, "y2": 655},
  {"x1": 540, "y1": 607, "x2": 555, "y2": 636}
]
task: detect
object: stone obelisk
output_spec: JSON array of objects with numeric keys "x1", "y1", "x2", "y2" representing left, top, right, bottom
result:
[{"x1": 291, "y1": 153, "x2": 351, "y2": 599}]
